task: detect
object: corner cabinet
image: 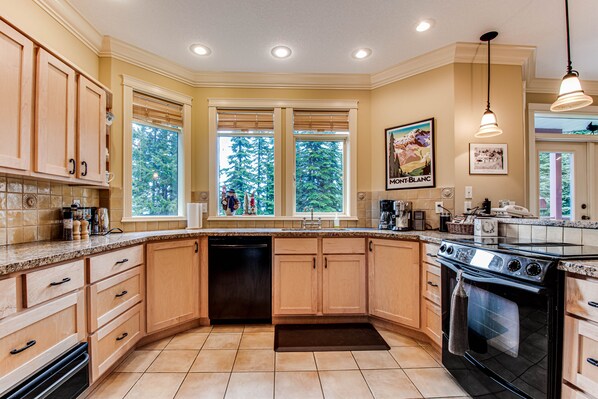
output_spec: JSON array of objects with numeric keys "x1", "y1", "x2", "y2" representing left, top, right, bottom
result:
[
  {"x1": 0, "y1": 20, "x2": 33, "y2": 171},
  {"x1": 368, "y1": 239, "x2": 420, "y2": 328},
  {"x1": 146, "y1": 239, "x2": 200, "y2": 333}
]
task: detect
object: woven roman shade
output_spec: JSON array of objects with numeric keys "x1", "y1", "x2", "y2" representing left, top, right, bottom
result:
[
  {"x1": 133, "y1": 91, "x2": 183, "y2": 129},
  {"x1": 293, "y1": 110, "x2": 349, "y2": 132},
  {"x1": 217, "y1": 109, "x2": 274, "y2": 131}
]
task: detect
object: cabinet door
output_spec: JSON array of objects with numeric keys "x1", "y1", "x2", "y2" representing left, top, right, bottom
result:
[
  {"x1": 368, "y1": 239, "x2": 420, "y2": 328},
  {"x1": 322, "y1": 254, "x2": 366, "y2": 314},
  {"x1": 0, "y1": 20, "x2": 33, "y2": 171},
  {"x1": 77, "y1": 75, "x2": 106, "y2": 182},
  {"x1": 146, "y1": 239, "x2": 200, "y2": 333},
  {"x1": 35, "y1": 49, "x2": 76, "y2": 177},
  {"x1": 273, "y1": 255, "x2": 317, "y2": 315}
]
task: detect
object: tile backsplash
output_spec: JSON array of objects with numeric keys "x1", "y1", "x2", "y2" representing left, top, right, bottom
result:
[
  {"x1": 0, "y1": 176, "x2": 100, "y2": 245},
  {"x1": 498, "y1": 222, "x2": 598, "y2": 244}
]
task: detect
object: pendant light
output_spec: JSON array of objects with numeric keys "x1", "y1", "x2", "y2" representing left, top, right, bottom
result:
[
  {"x1": 475, "y1": 31, "x2": 502, "y2": 138},
  {"x1": 551, "y1": 0, "x2": 593, "y2": 112}
]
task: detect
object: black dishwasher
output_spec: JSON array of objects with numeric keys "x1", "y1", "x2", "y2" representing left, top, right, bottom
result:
[{"x1": 208, "y1": 236, "x2": 272, "y2": 324}]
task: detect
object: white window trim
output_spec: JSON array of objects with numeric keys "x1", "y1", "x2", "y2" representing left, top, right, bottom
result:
[
  {"x1": 122, "y1": 75, "x2": 192, "y2": 222},
  {"x1": 208, "y1": 98, "x2": 358, "y2": 220},
  {"x1": 527, "y1": 103, "x2": 598, "y2": 218}
]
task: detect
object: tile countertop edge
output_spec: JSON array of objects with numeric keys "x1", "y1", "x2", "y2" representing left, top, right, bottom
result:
[{"x1": 0, "y1": 229, "x2": 461, "y2": 276}]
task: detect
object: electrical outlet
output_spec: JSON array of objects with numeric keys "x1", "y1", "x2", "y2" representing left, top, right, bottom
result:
[
  {"x1": 464, "y1": 201, "x2": 472, "y2": 213},
  {"x1": 435, "y1": 201, "x2": 444, "y2": 214},
  {"x1": 465, "y1": 186, "x2": 473, "y2": 199},
  {"x1": 200, "y1": 203, "x2": 207, "y2": 213}
]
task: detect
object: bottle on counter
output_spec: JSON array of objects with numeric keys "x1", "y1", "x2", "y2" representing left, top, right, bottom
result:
[{"x1": 63, "y1": 210, "x2": 73, "y2": 241}]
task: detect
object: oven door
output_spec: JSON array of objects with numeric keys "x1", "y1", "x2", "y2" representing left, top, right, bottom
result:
[{"x1": 440, "y1": 260, "x2": 561, "y2": 399}]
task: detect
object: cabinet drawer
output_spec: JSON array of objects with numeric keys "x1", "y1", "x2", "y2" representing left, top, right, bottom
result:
[
  {"x1": 89, "y1": 245, "x2": 144, "y2": 283},
  {"x1": 563, "y1": 315, "x2": 598, "y2": 395},
  {"x1": 422, "y1": 299, "x2": 441, "y2": 346},
  {"x1": 322, "y1": 238, "x2": 365, "y2": 254},
  {"x1": 423, "y1": 264, "x2": 441, "y2": 305},
  {"x1": 88, "y1": 266, "x2": 144, "y2": 333},
  {"x1": 24, "y1": 260, "x2": 84, "y2": 308},
  {"x1": 274, "y1": 238, "x2": 318, "y2": 254},
  {"x1": 90, "y1": 303, "x2": 143, "y2": 382},
  {"x1": 567, "y1": 276, "x2": 598, "y2": 324},
  {"x1": 0, "y1": 291, "x2": 85, "y2": 395},
  {"x1": 0, "y1": 278, "x2": 17, "y2": 320},
  {"x1": 562, "y1": 384, "x2": 594, "y2": 399},
  {"x1": 422, "y1": 242, "x2": 441, "y2": 266}
]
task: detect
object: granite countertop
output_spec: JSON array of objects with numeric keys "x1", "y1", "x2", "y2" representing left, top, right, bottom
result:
[
  {"x1": 497, "y1": 218, "x2": 598, "y2": 229},
  {"x1": 0, "y1": 228, "x2": 465, "y2": 276},
  {"x1": 557, "y1": 259, "x2": 598, "y2": 277}
]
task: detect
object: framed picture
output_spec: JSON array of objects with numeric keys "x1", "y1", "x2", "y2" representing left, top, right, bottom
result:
[
  {"x1": 469, "y1": 143, "x2": 508, "y2": 174},
  {"x1": 385, "y1": 118, "x2": 435, "y2": 190}
]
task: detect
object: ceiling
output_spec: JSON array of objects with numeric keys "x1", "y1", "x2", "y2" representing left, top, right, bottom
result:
[{"x1": 68, "y1": 0, "x2": 598, "y2": 80}]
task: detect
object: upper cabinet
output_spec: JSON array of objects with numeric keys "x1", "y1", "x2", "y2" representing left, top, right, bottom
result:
[
  {"x1": 0, "y1": 19, "x2": 110, "y2": 186},
  {"x1": 0, "y1": 20, "x2": 33, "y2": 171},
  {"x1": 34, "y1": 49, "x2": 76, "y2": 178}
]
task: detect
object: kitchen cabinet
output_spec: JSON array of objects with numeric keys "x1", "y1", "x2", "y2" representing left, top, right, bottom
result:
[
  {"x1": 146, "y1": 239, "x2": 200, "y2": 333},
  {"x1": 322, "y1": 254, "x2": 366, "y2": 314},
  {"x1": 368, "y1": 239, "x2": 420, "y2": 328},
  {"x1": 273, "y1": 254, "x2": 318, "y2": 315},
  {"x1": 77, "y1": 75, "x2": 106, "y2": 183},
  {"x1": 421, "y1": 242, "x2": 441, "y2": 345},
  {"x1": 0, "y1": 20, "x2": 33, "y2": 171},
  {"x1": 34, "y1": 49, "x2": 76, "y2": 178}
]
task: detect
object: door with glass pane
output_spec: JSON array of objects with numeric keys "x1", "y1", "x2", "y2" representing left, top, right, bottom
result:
[{"x1": 536, "y1": 142, "x2": 588, "y2": 220}]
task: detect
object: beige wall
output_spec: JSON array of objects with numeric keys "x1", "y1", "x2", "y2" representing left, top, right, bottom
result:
[{"x1": 0, "y1": 0, "x2": 99, "y2": 78}]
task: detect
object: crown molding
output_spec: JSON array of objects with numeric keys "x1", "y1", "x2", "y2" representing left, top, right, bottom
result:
[
  {"x1": 33, "y1": 0, "x2": 102, "y2": 54},
  {"x1": 208, "y1": 98, "x2": 359, "y2": 109}
]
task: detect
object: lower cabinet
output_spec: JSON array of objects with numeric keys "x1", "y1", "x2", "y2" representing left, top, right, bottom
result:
[
  {"x1": 563, "y1": 315, "x2": 598, "y2": 396},
  {"x1": 322, "y1": 254, "x2": 366, "y2": 314},
  {"x1": 368, "y1": 239, "x2": 420, "y2": 328},
  {"x1": 273, "y1": 255, "x2": 318, "y2": 315},
  {"x1": 146, "y1": 239, "x2": 200, "y2": 333},
  {"x1": 421, "y1": 299, "x2": 441, "y2": 346}
]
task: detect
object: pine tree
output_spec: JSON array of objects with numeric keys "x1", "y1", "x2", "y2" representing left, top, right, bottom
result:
[
  {"x1": 220, "y1": 136, "x2": 257, "y2": 214},
  {"x1": 252, "y1": 137, "x2": 275, "y2": 215}
]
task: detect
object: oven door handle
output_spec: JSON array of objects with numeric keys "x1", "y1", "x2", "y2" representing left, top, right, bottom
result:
[
  {"x1": 37, "y1": 352, "x2": 89, "y2": 399},
  {"x1": 439, "y1": 259, "x2": 545, "y2": 295}
]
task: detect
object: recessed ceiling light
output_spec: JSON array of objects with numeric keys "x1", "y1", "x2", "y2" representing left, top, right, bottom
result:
[
  {"x1": 190, "y1": 44, "x2": 211, "y2": 56},
  {"x1": 416, "y1": 20, "x2": 434, "y2": 32},
  {"x1": 271, "y1": 45, "x2": 292, "y2": 59},
  {"x1": 352, "y1": 48, "x2": 372, "y2": 59}
]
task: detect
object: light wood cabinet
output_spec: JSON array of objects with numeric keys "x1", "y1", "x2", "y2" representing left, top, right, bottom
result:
[
  {"x1": 0, "y1": 278, "x2": 17, "y2": 320},
  {"x1": 88, "y1": 245, "x2": 144, "y2": 284},
  {"x1": 322, "y1": 254, "x2": 366, "y2": 314},
  {"x1": 0, "y1": 20, "x2": 33, "y2": 171},
  {"x1": 77, "y1": 75, "x2": 106, "y2": 183},
  {"x1": 34, "y1": 48, "x2": 76, "y2": 178},
  {"x1": 422, "y1": 299, "x2": 441, "y2": 346},
  {"x1": 273, "y1": 255, "x2": 318, "y2": 315},
  {"x1": 563, "y1": 315, "x2": 598, "y2": 396},
  {"x1": 146, "y1": 239, "x2": 200, "y2": 333},
  {"x1": 368, "y1": 239, "x2": 420, "y2": 328},
  {"x1": 23, "y1": 260, "x2": 84, "y2": 308}
]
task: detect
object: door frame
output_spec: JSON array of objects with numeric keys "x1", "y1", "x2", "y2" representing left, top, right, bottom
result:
[{"x1": 527, "y1": 103, "x2": 598, "y2": 220}]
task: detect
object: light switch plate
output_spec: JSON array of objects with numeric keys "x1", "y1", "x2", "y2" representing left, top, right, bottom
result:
[{"x1": 465, "y1": 186, "x2": 473, "y2": 199}]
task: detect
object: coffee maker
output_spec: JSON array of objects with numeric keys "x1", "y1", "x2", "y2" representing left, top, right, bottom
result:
[
  {"x1": 392, "y1": 201, "x2": 412, "y2": 231},
  {"x1": 378, "y1": 200, "x2": 395, "y2": 230}
]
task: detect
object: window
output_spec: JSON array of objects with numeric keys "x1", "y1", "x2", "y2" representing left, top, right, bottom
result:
[
  {"x1": 122, "y1": 76, "x2": 192, "y2": 221},
  {"x1": 293, "y1": 111, "x2": 348, "y2": 214},
  {"x1": 217, "y1": 110, "x2": 275, "y2": 216}
]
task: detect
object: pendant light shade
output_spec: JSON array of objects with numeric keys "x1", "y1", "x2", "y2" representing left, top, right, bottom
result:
[
  {"x1": 551, "y1": 0, "x2": 593, "y2": 112},
  {"x1": 475, "y1": 31, "x2": 502, "y2": 139}
]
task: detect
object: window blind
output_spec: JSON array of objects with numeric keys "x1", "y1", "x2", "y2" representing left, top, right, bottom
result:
[
  {"x1": 217, "y1": 109, "x2": 274, "y2": 131},
  {"x1": 293, "y1": 110, "x2": 349, "y2": 132},
  {"x1": 133, "y1": 91, "x2": 184, "y2": 129}
]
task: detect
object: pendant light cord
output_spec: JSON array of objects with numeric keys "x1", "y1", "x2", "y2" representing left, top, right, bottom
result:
[
  {"x1": 486, "y1": 37, "x2": 491, "y2": 111},
  {"x1": 565, "y1": 0, "x2": 573, "y2": 74}
]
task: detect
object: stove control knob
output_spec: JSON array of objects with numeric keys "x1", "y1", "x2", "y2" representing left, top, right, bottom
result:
[
  {"x1": 439, "y1": 244, "x2": 447, "y2": 253},
  {"x1": 507, "y1": 260, "x2": 521, "y2": 272},
  {"x1": 526, "y1": 263, "x2": 542, "y2": 276},
  {"x1": 446, "y1": 246, "x2": 454, "y2": 255}
]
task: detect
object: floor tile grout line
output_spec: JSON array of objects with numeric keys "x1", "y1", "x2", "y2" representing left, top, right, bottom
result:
[
  {"x1": 170, "y1": 338, "x2": 205, "y2": 399},
  {"x1": 350, "y1": 351, "x2": 376, "y2": 399},
  {"x1": 222, "y1": 331, "x2": 242, "y2": 399},
  {"x1": 313, "y1": 352, "x2": 327, "y2": 399}
]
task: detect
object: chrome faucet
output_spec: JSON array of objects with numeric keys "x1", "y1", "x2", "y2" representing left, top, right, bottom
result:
[{"x1": 302, "y1": 207, "x2": 322, "y2": 229}]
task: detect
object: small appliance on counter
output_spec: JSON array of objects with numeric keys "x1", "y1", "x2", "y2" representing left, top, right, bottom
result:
[
  {"x1": 378, "y1": 200, "x2": 395, "y2": 230},
  {"x1": 413, "y1": 210, "x2": 426, "y2": 231},
  {"x1": 392, "y1": 201, "x2": 412, "y2": 231}
]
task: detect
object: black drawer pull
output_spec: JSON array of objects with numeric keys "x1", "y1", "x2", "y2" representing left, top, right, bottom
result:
[
  {"x1": 427, "y1": 281, "x2": 439, "y2": 287},
  {"x1": 589, "y1": 301, "x2": 598, "y2": 308},
  {"x1": 426, "y1": 252, "x2": 438, "y2": 258},
  {"x1": 50, "y1": 277, "x2": 71, "y2": 286},
  {"x1": 369, "y1": 241, "x2": 373, "y2": 252},
  {"x1": 115, "y1": 290, "x2": 128, "y2": 298},
  {"x1": 195, "y1": 242, "x2": 199, "y2": 253},
  {"x1": 69, "y1": 158, "x2": 76, "y2": 175},
  {"x1": 115, "y1": 258, "x2": 129, "y2": 265},
  {"x1": 10, "y1": 340, "x2": 36, "y2": 355},
  {"x1": 313, "y1": 257, "x2": 316, "y2": 269},
  {"x1": 325, "y1": 257, "x2": 328, "y2": 268},
  {"x1": 81, "y1": 161, "x2": 88, "y2": 176},
  {"x1": 587, "y1": 358, "x2": 598, "y2": 367},
  {"x1": 116, "y1": 332, "x2": 128, "y2": 341}
]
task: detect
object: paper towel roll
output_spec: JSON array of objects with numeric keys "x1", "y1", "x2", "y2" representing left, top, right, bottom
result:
[{"x1": 187, "y1": 203, "x2": 202, "y2": 229}]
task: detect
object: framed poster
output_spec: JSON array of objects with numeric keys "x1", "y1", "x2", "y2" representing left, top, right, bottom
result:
[
  {"x1": 385, "y1": 118, "x2": 435, "y2": 190},
  {"x1": 469, "y1": 143, "x2": 508, "y2": 174}
]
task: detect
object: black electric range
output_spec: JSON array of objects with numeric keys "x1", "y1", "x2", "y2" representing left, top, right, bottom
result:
[{"x1": 438, "y1": 237, "x2": 598, "y2": 399}]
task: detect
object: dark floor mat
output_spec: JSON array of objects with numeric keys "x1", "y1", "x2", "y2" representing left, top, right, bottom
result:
[{"x1": 274, "y1": 323, "x2": 390, "y2": 352}]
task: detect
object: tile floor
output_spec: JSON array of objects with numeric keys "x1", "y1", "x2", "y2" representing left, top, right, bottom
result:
[{"x1": 88, "y1": 325, "x2": 470, "y2": 399}]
